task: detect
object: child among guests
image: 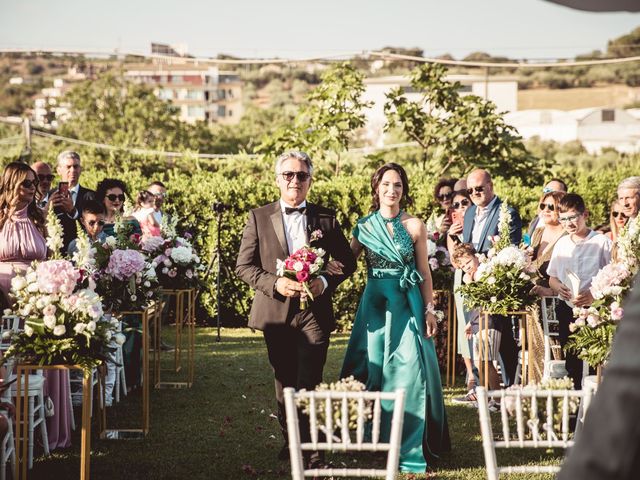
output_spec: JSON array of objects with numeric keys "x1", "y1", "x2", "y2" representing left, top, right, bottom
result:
[
  {"x1": 133, "y1": 190, "x2": 161, "y2": 237},
  {"x1": 548, "y1": 193, "x2": 612, "y2": 389},
  {"x1": 452, "y1": 243, "x2": 503, "y2": 394}
]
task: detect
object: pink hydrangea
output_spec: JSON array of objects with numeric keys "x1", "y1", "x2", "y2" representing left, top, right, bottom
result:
[
  {"x1": 36, "y1": 260, "x2": 80, "y2": 295},
  {"x1": 106, "y1": 249, "x2": 146, "y2": 281}
]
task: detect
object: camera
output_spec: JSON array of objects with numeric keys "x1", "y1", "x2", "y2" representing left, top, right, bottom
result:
[{"x1": 212, "y1": 202, "x2": 231, "y2": 213}]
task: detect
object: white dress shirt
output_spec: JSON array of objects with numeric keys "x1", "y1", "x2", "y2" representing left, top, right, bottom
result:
[
  {"x1": 471, "y1": 196, "x2": 498, "y2": 249},
  {"x1": 68, "y1": 183, "x2": 80, "y2": 219}
]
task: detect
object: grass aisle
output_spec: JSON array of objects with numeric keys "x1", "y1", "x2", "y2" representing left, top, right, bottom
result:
[{"x1": 32, "y1": 328, "x2": 564, "y2": 479}]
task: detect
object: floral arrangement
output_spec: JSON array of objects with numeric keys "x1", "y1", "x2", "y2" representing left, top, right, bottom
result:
[
  {"x1": 457, "y1": 203, "x2": 537, "y2": 315},
  {"x1": 566, "y1": 261, "x2": 634, "y2": 368},
  {"x1": 503, "y1": 377, "x2": 579, "y2": 440},
  {"x1": 46, "y1": 207, "x2": 64, "y2": 257},
  {"x1": 148, "y1": 233, "x2": 204, "y2": 289},
  {"x1": 616, "y1": 215, "x2": 640, "y2": 274},
  {"x1": 3, "y1": 259, "x2": 122, "y2": 372},
  {"x1": 426, "y1": 225, "x2": 454, "y2": 290},
  {"x1": 296, "y1": 376, "x2": 372, "y2": 433},
  {"x1": 276, "y1": 230, "x2": 325, "y2": 309}
]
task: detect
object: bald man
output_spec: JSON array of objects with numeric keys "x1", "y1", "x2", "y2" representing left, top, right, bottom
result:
[
  {"x1": 31, "y1": 161, "x2": 54, "y2": 209},
  {"x1": 462, "y1": 168, "x2": 522, "y2": 387}
]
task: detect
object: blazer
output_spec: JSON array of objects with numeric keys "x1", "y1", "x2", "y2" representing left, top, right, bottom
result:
[
  {"x1": 462, "y1": 196, "x2": 522, "y2": 254},
  {"x1": 235, "y1": 201, "x2": 356, "y2": 332},
  {"x1": 53, "y1": 185, "x2": 95, "y2": 251}
]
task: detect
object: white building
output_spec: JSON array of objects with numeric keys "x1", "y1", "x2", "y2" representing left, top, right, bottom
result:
[
  {"x1": 505, "y1": 107, "x2": 640, "y2": 154},
  {"x1": 362, "y1": 74, "x2": 518, "y2": 146}
]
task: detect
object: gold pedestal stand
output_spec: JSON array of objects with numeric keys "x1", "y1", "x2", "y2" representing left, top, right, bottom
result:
[
  {"x1": 479, "y1": 310, "x2": 530, "y2": 388},
  {"x1": 99, "y1": 303, "x2": 160, "y2": 440},
  {"x1": 15, "y1": 365, "x2": 92, "y2": 479},
  {"x1": 156, "y1": 288, "x2": 195, "y2": 389}
]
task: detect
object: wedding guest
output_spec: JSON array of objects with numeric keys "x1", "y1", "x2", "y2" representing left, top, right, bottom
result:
[
  {"x1": 133, "y1": 190, "x2": 161, "y2": 237},
  {"x1": 49, "y1": 151, "x2": 95, "y2": 251},
  {"x1": 462, "y1": 169, "x2": 522, "y2": 387},
  {"x1": 606, "y1": 200, "x2": 628, "y2": 242},
  {"x1": 528, "y1": 191, "x2": 567, "y2": 384},
  {"x1": 67, "y1": 200, "x2": 107, "y2": 255},
  {"x1": 31, "y1": 161, "x2": 54, "y2": 210},
  {"x1": 0, "y1": 162, "x2": 72, "y2": 450},
  {"x1": 432, "y1": 177, "x2": 457, "y2": 235},
  {"x1": 528, "y1": 178, "x2": 568, "y2": 235},
  {"x1": 341, "y1": 163, "x2": 450, "y2": 472},
  {"x1": 617, "y1": 176, "x2": 640, "y2": 220},
  {"x1": 447, "y1": 189, "x2": 478, "y2": 403},
  {"x1": 548, "y1": 193, "x2": 612, "y2": 389},
  {"x1": 147, "y1": 181, "x2": 168, "y2": 226},
  {"x1": 95, "y1": 178, "x2": 141, "y2": 237}
]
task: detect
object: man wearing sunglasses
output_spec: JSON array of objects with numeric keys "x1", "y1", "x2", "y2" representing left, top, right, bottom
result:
[
  {"x1": 236, "y1": 150, "x2": 356, "y2": 467},
  {"x1": 31, "y1": 161, "x2": 54, "y2": 210},
  {"x1": 462, "y1": 168, "x2": 523, "y2": 387},
  {"x1": 528, "y1": 178, "x2": 568, "y2": 235},
  {"x1": 51, "y1": 151, "x2": 95, "y2": 252},
  {"x1": 67, "y1": 200, "x2": 107, "y2": 254}
]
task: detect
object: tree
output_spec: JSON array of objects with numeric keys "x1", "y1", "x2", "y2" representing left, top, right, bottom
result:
[
  {"x1": 385, "y1": 63, "x2": 550, "y2": 186},
  {"x1": 607, "y1": 26, "x2": 640, "y2": 58},
  {"x1": 256, "y1": 62, "x2": 371, "y2": 176}
]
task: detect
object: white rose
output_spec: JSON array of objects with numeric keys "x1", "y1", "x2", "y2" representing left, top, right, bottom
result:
[
  {"x1": 144, "y1": 281, "x2": 151, "y2": 288},
  {"x1": 27, "y1": 283, "x2": 39, "y2": 293},
  {"x1": 11, "y1": 276, "x2": 27, "y2": 290},
  {"x1": 162, "y1": 267, "x2": 169, "y2": 274},
  {"x1": 53, "y1": 324, "x2": 66, "y2": 336},
  {"x1": 86, "y1": 320, "x2": 97, "y2": 332},
  {"x1": 105, "y1": 236, "x2": 117, "y2": 247},
  {"x1": 293, "y1": 261, "x2": 304, "y2": 272},
  {"x1": 24, "y1": 325, "x2": 34, "y2": 337},
  {"x1": 74, "y1": 323, "x2": 87, "y2": 334},
  {"x1": 131, "y1": 294, "x2": 137, "y2": 302},
  {"x1": 487, "y1": 276, "x2": 496, "y2": 285},
  {"x1": 43, "y1": 315, "x2": 57, "y2": 330}
]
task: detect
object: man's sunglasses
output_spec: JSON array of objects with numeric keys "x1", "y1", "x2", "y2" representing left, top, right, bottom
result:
[
  {"x1": 539, "y1": 203, "x2": 555, "y2": 211},
  {"x1": 106, "y1": 194, "x2": 126, "y2": 202},
  {"x1": 437, "y1": 192, "x2": 453, "y2": 201},
  {"x1": 452, "y1": 199, "x2": 470, "y2": 209},
  {"x1": 21, "y1": 179, "x2": 39, "y2": 189},
  {"x1": 612, "y1": 211, "x2": 627, "y2": 219},
  {"x1": 87, "y1": 220, "x2": 106, "y2": 227},
  {"x1": 466, "y1": 186, "x2": 485, "y2": 195},
  {"x1": 279, "y1": 171, "x2": 311, "y2": 182},
  {"x1": 37, "y1": 174, "x2": 54, "y2": 182}
]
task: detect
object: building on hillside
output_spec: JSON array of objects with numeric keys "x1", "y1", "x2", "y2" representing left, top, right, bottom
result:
[
  {"x1": 32, "y1": 78, "x2": 75, "y2": 127},
  {"x1": 124, "y1": 64, "x2": 243, "y2": 124},
  {"x1": 362, "y1": 74, "x2": 518, "y2": 146},
  {"x1": 505, "y1": 107, "x2": 640, "y2": 153}
]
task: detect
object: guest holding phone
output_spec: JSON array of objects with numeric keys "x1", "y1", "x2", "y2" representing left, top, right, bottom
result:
[
  {"x1": 432, "y1": 178, "x2": 457, "y2": 235},
  {"x1": 49, "y1": 151, "x2": 95, "y2": 252}
]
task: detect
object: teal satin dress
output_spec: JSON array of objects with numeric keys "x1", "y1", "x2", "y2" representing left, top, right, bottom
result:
[{"x1": 340, "y1": 211, "x2": 451, "y2": 472}]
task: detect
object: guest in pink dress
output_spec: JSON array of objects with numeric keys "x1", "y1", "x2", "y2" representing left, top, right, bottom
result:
[{"x1": 0, "y1": 162, "x2": 72, "y2": 451}]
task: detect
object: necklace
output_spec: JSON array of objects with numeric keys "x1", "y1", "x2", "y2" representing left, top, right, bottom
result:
[{"x1": 379, "y1": 210, "x2": 402, "y2": 223}]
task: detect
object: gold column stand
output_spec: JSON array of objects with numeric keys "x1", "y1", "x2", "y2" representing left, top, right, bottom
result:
[
  {"x1": 434, "y1": 290, "x2": 457, "y2": 388},
  {"x1": 156, "y1": 288, "x2": 196, "y2": 389},
  {"x1": 478, "y1": 310, "x2": 530, "y2": 389},
  {"x1": 99, "y1": 303, "x2": 159, "y2": 440},
  {"x1": 15, "y1": 365, "x2": 92, "y2": 479}
]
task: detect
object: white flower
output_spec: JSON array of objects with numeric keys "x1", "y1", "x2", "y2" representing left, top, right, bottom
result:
[
  {"x1": 115, "y1": 333, "x2": 126, "y2": 345},
  {"x1": 162, "y1": 267, "x2": 169, "y2": 274},
  {"x1": 10, "y1": 276, "x2": 27, "y2": 291},
  {"x1": 293, "y1": 261, "x2": 304, "y2": 272},
  {"x1": 144, "y1": 281, "x2": 151, "y2": 288},
  {"x1": 170, "y1": 246, "x2": 195, "y2": 264},
  {"x1": 86, "y1": 320, "x2": 97, "y2": 332},
  {"x1": 427, "y1": 239, "x2": 437, "y2": 257},
  {"x1": 276, "y1": 259, "x2": 285, "y2": 276},
  {"x1": 105, "y1": 330, "x2": 112, "y2": 341},
  {"x1": 163, "y1": 258, "x2": 172, "y2": 267},
  {"x1": 74, "y1": 323, "x2": 87, "y2": 334},
  {"x1": 490, "y1": 296, "x2": 497, "y2": 303},
  {"x1": 27, "y1": 282, "x2": 39, "y2": 293},
  {"x1": 24, "y1": 325, "x2": 34, "y2": 337},
  {"x1": 43, "y1": 315, "x2": 57, "y2": 330},
  {"x1": 53, "y1": 324, "x2": 66, "y2": 336},
  {"x1": 105, "y1": 236, "x2": 117, "y2": 248},
  {"x1": 315, "y1": 248, "x2": 326, "y2": 258},
  {"x1": 309, "y1": 263, "x2": 320, "y2": 274},
  {"x1": 487, "y1": 276, "x2": 496, "y2": 285},
  {"x1": 130, "y1": 295, "x2": 137, "y2": 302}
]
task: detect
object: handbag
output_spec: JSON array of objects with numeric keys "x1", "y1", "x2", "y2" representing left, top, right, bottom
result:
[{"x1": 44, "y1": 396, "x2": 55, "y2": 418}]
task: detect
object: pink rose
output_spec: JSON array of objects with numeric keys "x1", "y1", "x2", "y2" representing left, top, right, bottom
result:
[
  {"x1": 296, "y1": 271, "x2": 310, "y2": 282},
  {"x1": 611, "y1": 307, "x2": 624, "y2": 321}
]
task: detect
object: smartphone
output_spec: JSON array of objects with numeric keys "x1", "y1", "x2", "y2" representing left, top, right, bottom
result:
[{"x1": 58, "y1": 181, "x2": 69, "y2": 196}]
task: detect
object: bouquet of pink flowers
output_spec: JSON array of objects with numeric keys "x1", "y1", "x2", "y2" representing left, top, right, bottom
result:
[
  {"x1": 426, "y1": 230, "x2": 454, "y2": 290},
  {"x1": 276, "y1": 243, "x2": 326, "y2": 310}
]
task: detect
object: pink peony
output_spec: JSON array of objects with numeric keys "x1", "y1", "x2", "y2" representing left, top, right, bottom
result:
[
  {"x1": 296, "y1": 271, "x2": 310, "y2": 282},
  {"x1": 106, "y1": 249, "x2": 146, "y2": 281},
  {"x1": 36, "y1": 260, "x2": 80, "y2": 295}
]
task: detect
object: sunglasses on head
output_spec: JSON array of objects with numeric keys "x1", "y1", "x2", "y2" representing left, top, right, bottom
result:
[
  {"x1": 37, "y1": 174, "x2": 54, "y2": 182},
  {"x1": 280, "y1": 171, "x2": 311, "y2": 182},
  {"x1": 437, "y1": 192, "x2": 453, "y2": 201},
  {"x1": 21, "y1": 179, "x2": 39, "y2": 189},
  {"x1": 452, "y1": 199, "x2": 470, "y2": 209},
  {"x1": 466, "y1": 186, "x2": 485, "y2": 195},
  {"x1": 87, "y1": 220, "x2": 105, "y2": 227},
  {"x1": 612, "y1": 211, "x2": 627, "y2": 219},
  {"x1": 106, "y1": 194, "x2": 126, "y2": 202},
  {"x1": 539, "y1": 203, "x2": 555, "y2": 211}
]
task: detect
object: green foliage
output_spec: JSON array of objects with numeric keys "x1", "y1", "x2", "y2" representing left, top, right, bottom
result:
[
  {"x1": 565, "y1": 322, "x2": 616, "y2": 368},
  {"x1": 385, "y1": 63, "x2": 550, "y2": 185}
]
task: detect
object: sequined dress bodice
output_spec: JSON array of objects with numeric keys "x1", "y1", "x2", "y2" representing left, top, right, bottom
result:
[{"x1": 365, "y1": 211, "x2": 415, "y2": 270}]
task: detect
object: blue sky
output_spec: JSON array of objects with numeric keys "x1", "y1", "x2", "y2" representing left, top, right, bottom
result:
[{"x1": 1, "y1": 0, "x2": 639, "y2": 60}]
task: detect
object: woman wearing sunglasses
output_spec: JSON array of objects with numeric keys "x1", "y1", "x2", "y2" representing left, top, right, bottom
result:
[
  {"x1": 95, "y1": 178, "x2": 141, "y2": 238},
  {"x1": 431, "y1": 177, "x2": 457, "y2": 235},
  {"x1": 606, "y1": 200, "x2": 628, "y2": 242},
  {"x1": 526, "y1": 190, "x2": 567, "y2": 384}
]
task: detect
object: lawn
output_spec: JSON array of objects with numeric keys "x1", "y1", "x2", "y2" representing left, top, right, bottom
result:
[{"x1": 30, "y1": 328, "x2": 566, "y2": 479}]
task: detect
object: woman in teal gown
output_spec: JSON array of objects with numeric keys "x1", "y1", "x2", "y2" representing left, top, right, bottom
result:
[{"x1": 339, "y1": 163, "x2": 451, "y2": 473}]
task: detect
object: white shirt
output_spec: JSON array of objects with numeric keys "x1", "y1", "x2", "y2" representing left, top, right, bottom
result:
[
  {"x1": 471, "y1": 196, "x2": 498, "y2": 249},
  {"x1": 547, "y1": 230, "x2": 612, "y2": 305},
  {"x1": 68, "y1": 183, "x2": 80, "y2": 219}
]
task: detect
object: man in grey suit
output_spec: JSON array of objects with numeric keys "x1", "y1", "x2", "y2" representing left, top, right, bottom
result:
[
  {"x1": 236, "y1": 151, "x2": 356, "y2": 464},
  {"x1": 559, "y1": 276, "x2": 640, "y2": 480},
  {"x1": 462, "y1": 168, "x2": 522, "y2": 386}
]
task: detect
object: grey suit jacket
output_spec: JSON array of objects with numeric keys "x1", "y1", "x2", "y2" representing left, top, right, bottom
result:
[{"x1": 235, "y1": 201, "x2": 356, "y2": 331}]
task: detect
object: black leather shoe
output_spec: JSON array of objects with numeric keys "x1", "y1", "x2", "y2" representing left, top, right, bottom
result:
[{"x1": 278, "y1": 444, "x2": 290, "y2": 461}]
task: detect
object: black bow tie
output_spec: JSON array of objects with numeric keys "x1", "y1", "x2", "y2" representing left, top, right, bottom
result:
[{"x1": 285, "y1": 206, "x2": 306, "y2": 215}]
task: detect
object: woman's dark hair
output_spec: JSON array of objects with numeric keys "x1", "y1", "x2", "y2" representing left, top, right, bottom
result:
[
  {"x1": 433, "y1": 177, "x2": 457, "y2": 202},
  {"x1": 95, "y1": 178, "x2": 129, "y2": 212},
  {"x1": 0, "y1": 161, "x2": 46, "y2": 236},
  {"x1": 370, "y1": 163, "x2": 413, "y2": 212},
  {"x1": 452, "y1": 189, "x2": 471, "y2": 202}
]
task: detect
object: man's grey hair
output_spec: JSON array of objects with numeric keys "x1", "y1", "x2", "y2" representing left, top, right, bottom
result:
[
  {"x1": 57, "y1": 150, "x2": 81, "y2": 167},
  {"x1": 274, "y1": 150, "x2": 313, "y2": 176},
  {"x1": 617, "y1": 176, "x2": 640, "y2": 193}
]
